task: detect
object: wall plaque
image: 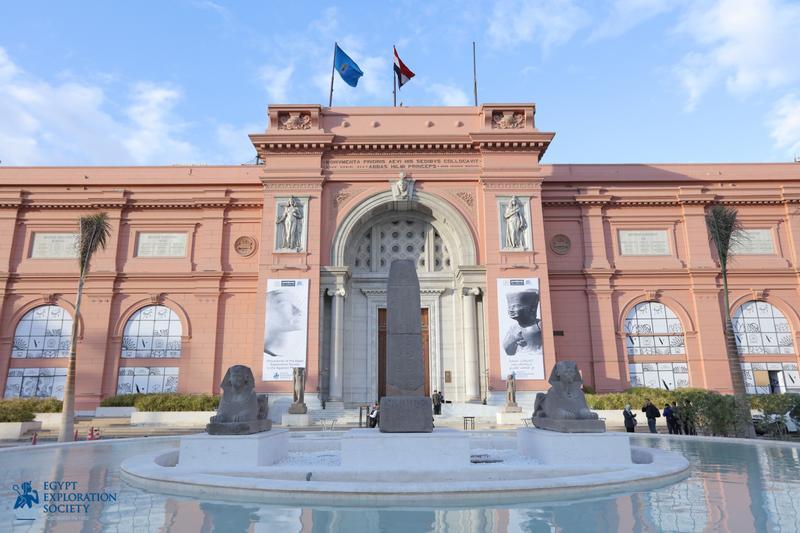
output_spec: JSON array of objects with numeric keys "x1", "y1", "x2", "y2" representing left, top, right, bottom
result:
[
  {"x1": 234, "y1": 236, "x2": 257, "y2": 257},
  {"x1": 618, "y1": 230, "x2": 670, "y2": 256},
  {"x1": 730, "y1": 229, "x2": 774, "y2": 255},
  {"x1": 31, "y1": 233, "x2": 79, "y2": 258},
  {"x1": 550, "y1": 234, "x2": 571, "y2": 255},
  {"x1": 136, "y1": 233, "x2": 187, "y2": 257}
]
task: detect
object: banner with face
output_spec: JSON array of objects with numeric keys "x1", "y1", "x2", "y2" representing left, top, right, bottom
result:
[
  {"x1": 497, "y1": 278, "x2": 544, "y2": 380},
  {"x1": 263, "y1": 279, "x2": 309, "y2": 381}
]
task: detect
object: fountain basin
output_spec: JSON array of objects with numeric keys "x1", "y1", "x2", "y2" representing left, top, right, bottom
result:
[{"x1": 120, "y1": 429, "x2": 689, "y2": 505}]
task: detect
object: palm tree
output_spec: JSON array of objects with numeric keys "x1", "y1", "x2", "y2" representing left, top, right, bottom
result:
[
  {"x1": 705, "y1": 204, "x2": 756, "y2": 438},
  {"x1": 58, "y1": 212, "x2": 111, "y2": 442}
]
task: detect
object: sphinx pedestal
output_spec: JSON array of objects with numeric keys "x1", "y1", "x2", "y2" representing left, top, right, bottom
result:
[
  {"x1": 517, "y1": 428, "x2": 631, "y2": 465},
  {"x1": 178, "y1": 429, "x2": 289, "y2": 471}
]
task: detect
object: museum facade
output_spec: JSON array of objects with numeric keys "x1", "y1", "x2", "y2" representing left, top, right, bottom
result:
[{"x1": 1, "y1": 103, "x2": 799, "y2": 410}]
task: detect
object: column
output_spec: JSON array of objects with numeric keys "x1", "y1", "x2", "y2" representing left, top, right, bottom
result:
[
  {"x1": 328, "y1": 287, "x2": 346, "y2": 402},
  {"x1": 463, "y1": 287, "x2": 481, "y2": 401}
]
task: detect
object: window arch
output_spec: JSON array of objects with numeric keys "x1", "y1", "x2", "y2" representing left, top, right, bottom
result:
[
  {"x1": 624, "y1": 301, "x2": 685, "y2": 356},
  {"x1": 12, "y1": 305, "x2": 72, "y2": 359},
  {"x1": 121, "y1": 305, "x2": 182, "y2": 358},
  {"x1": 625, "y1": 301, "x2": 690, "y2": 389},
  {"x1": 733, "y1": 300, "x2": 794, "y2": 355}
]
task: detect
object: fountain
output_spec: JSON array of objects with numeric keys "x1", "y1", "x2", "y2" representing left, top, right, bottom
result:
[{"x1": 120, "y1": 260, "x2": 689, "y2": 503}]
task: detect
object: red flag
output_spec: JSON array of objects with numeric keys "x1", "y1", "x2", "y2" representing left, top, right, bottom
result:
[{"x1": 393, "y1": 47, "x2": 415, "y2": 88}]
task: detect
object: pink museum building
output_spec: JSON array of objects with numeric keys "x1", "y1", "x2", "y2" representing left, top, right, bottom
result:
[{"x1": 1, "y1": 103, "x2": 799, "y2": 411}]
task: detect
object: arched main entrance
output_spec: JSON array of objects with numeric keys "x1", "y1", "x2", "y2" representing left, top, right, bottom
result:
[{"x1": 322, "y1": 190, "x2": 484, "y2": 406}]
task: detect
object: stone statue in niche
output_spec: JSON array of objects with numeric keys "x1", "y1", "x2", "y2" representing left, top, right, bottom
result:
[
  {"x1": 503, "y1": 196, "x2": 527, "y2": 249},
  {"x1": 275, "y1": 197, "x2": 304, "y2": 251},
  {"x1": 288, "y1": 367, "x2": 307, "y2": 414},
  {"x1": 207, "y1": 365, "x2": 271, "y2": 435},
  {"x1": 531, "y1": 361, "x2": 605, "y2": 433},
  {"x1": 505, "y1": 373, "x2": 522, "y2": 413},
  {"x1": 278, "y1": 112, "x2": 311, "y2": 130},
  {"x1": 392, "y1": 172, "x2": 414, "y2": 200},
  {"x1": 492, "y1": 111, "x2": 525, "y2": 129}
]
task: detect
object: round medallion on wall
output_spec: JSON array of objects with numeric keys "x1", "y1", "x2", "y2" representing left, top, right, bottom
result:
[
  {"x1": 234, "y1": 236, "x2": 257, "y2": 257},
  {"x1": 550, "y1": 234, "x2": 571, "y2": 255}
]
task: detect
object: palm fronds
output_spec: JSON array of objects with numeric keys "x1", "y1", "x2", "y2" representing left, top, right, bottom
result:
[
  {"x1": 706, "y1": 204, "x2": 743, "y2": 269},
  {"x1": 78, "y1": 213, "x2": 111, "y2": 275}
]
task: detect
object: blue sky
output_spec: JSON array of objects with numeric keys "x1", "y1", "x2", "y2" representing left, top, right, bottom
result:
[{"x1": 1, "y1": 0, "x2": 799, "y2": 166}]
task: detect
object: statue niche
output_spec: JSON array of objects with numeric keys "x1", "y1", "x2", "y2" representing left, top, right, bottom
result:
[{"x1": 275, "y1": 197, "x2": 304, "y2": 251}]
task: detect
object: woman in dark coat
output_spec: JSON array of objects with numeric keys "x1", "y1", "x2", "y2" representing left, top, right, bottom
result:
[{"x1": 623, "y1": 404, "x2": 637, "y2": 433}]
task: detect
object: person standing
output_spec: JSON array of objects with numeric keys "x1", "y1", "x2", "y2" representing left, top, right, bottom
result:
[
  {"x1": 682, "y1": 399, "x2": 697, "y2": 435},
  {"x1": 623, "y1": 404, "x2": 637, "y2": 433},
  {"x1": 432, "y1": 390, "x2": 442, "y2": 415},
  {"x1": 663, "y1": 403, "x2": 674, "y2": 434},
  {"x1": 368, "y1": 403, "x2": 379, "y2": 428},
  {"x1": 671, "y1": 402, "x2": 682, "y2": 435},
  {"x1": 642, "y1": 399, "x2": 661, "y2": 434}
]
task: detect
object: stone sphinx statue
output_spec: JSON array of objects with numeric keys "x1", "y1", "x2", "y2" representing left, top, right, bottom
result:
[
  {"x1": 531, "y1": 361, "x2": 605, "y2": 433},
  {"x1": 207, "y1": 365, "x2": 272, "y2": 435}
]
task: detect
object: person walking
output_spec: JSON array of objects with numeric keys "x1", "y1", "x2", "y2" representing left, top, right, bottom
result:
[
  {"x1": 623, "y1": 404, "x2": 638, "y2": 433},
  {"x1": 663, "y1": 403, "x2": 675, "y2": 434},
  {"x1": 642, "y1": 399, "x2": 661, "y2": 434}
]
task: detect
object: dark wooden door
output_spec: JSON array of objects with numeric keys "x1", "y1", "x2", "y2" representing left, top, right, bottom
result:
[{"x1": 378, "y1": 308, "x2": 429, "y2": 398}]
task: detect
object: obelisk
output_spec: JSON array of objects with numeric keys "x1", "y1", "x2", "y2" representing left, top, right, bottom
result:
[{"x1": 379, "y1": 260, "x2": 433, "y2": 432}]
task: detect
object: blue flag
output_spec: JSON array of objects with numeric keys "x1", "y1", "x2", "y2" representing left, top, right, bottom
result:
[{"x1": 334, "y1": 44, "x2": 363, "y2": 87}]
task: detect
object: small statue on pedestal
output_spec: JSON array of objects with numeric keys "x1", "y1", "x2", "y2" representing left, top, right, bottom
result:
[
  {"x1": 288, "y1": 367, "x2": 307, "y2": 415},
  {"x1": 504, "y1": 373, "x2": 522, "y2": 413}
]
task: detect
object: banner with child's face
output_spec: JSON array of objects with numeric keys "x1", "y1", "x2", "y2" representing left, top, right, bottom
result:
[{"x1": 497, "y1": 278, "x2": 544, "y2": 380}]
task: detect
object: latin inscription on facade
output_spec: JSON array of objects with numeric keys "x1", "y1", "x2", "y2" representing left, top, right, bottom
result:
[
  {"x1": 136, "y1": 233, "x2": 187, "y2": 257},
  {"x1": 618, "y1": 230, "x2": 670, "y2": 256},
  {"x1": 31, "y1": 233, "x2": 79, "y2": 258},
  {"x1": 323, "y1": 156, "x2": 480, "y2": 171},
  {"x1": 730, "y1": 229, "x2": 774, "y2": 255}
]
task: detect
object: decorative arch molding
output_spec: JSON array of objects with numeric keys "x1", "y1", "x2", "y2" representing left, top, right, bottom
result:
[
  {"x1": 617, "y1": 294, "x2": 697, "y2": 336},
  {"x1": 729, "y1": 292, "x2": 800, "y2": 334},
  {"x1": 4, "y1": 297, "x2": 85, "y2": 340},
  {"x1": 112, "y1": 297, "x2": 192, "y2": 340},
  {"x1": 330, "y1": 190, "x2": 478, "y2": 268}
]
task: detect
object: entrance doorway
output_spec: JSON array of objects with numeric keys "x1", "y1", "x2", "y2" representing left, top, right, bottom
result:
[
  {"x1": 378, "y1": 308, "x2": 429, "y2": 399},
  {"x1": 753, "y1": 369, "x2": 783, "y2": 394}
]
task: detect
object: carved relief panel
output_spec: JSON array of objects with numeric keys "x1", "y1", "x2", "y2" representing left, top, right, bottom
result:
[
  {"x1": 274, "y1": 196, "x2": 309, "y2": 252},
  {"x1": 497, "y1": 196, "x2": 533, "y2": 251}
]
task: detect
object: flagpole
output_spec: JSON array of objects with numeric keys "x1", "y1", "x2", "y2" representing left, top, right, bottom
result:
[
  {"x1": 392, "y1": 45, "x2": 397, "y2": 107},
  {"x1": 472, "y1": 41, "x2": 478, "y2": 106},
  {"x1": 329, "y1": 42, "x2": 336, "y2": 107}
]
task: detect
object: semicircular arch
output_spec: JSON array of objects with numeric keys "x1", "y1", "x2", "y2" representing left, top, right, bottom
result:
[{"x1": 330, "y1": 190, "x2": 477, "y2": 268}]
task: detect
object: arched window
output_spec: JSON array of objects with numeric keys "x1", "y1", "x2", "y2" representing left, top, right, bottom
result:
[
  {"x1": 11, "y1": 305, "x2": 72, "y2": 359},
  {"x1": 624, "y1": 301, "x2": 685, "y2": 356},
  {"x1": 626, "y1": 301, "x2": 689, "y2": 389},
  {"x1": 121, "y1": 305, "x2": 182, "y2": 358},
  {"x1": 733, "y1": 300, "x2": 794, "y2": 355}
]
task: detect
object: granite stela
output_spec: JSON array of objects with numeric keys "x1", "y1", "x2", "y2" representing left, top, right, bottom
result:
[{"x1": 380, "y1": 260, "x2": 433, "y2": 433}]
